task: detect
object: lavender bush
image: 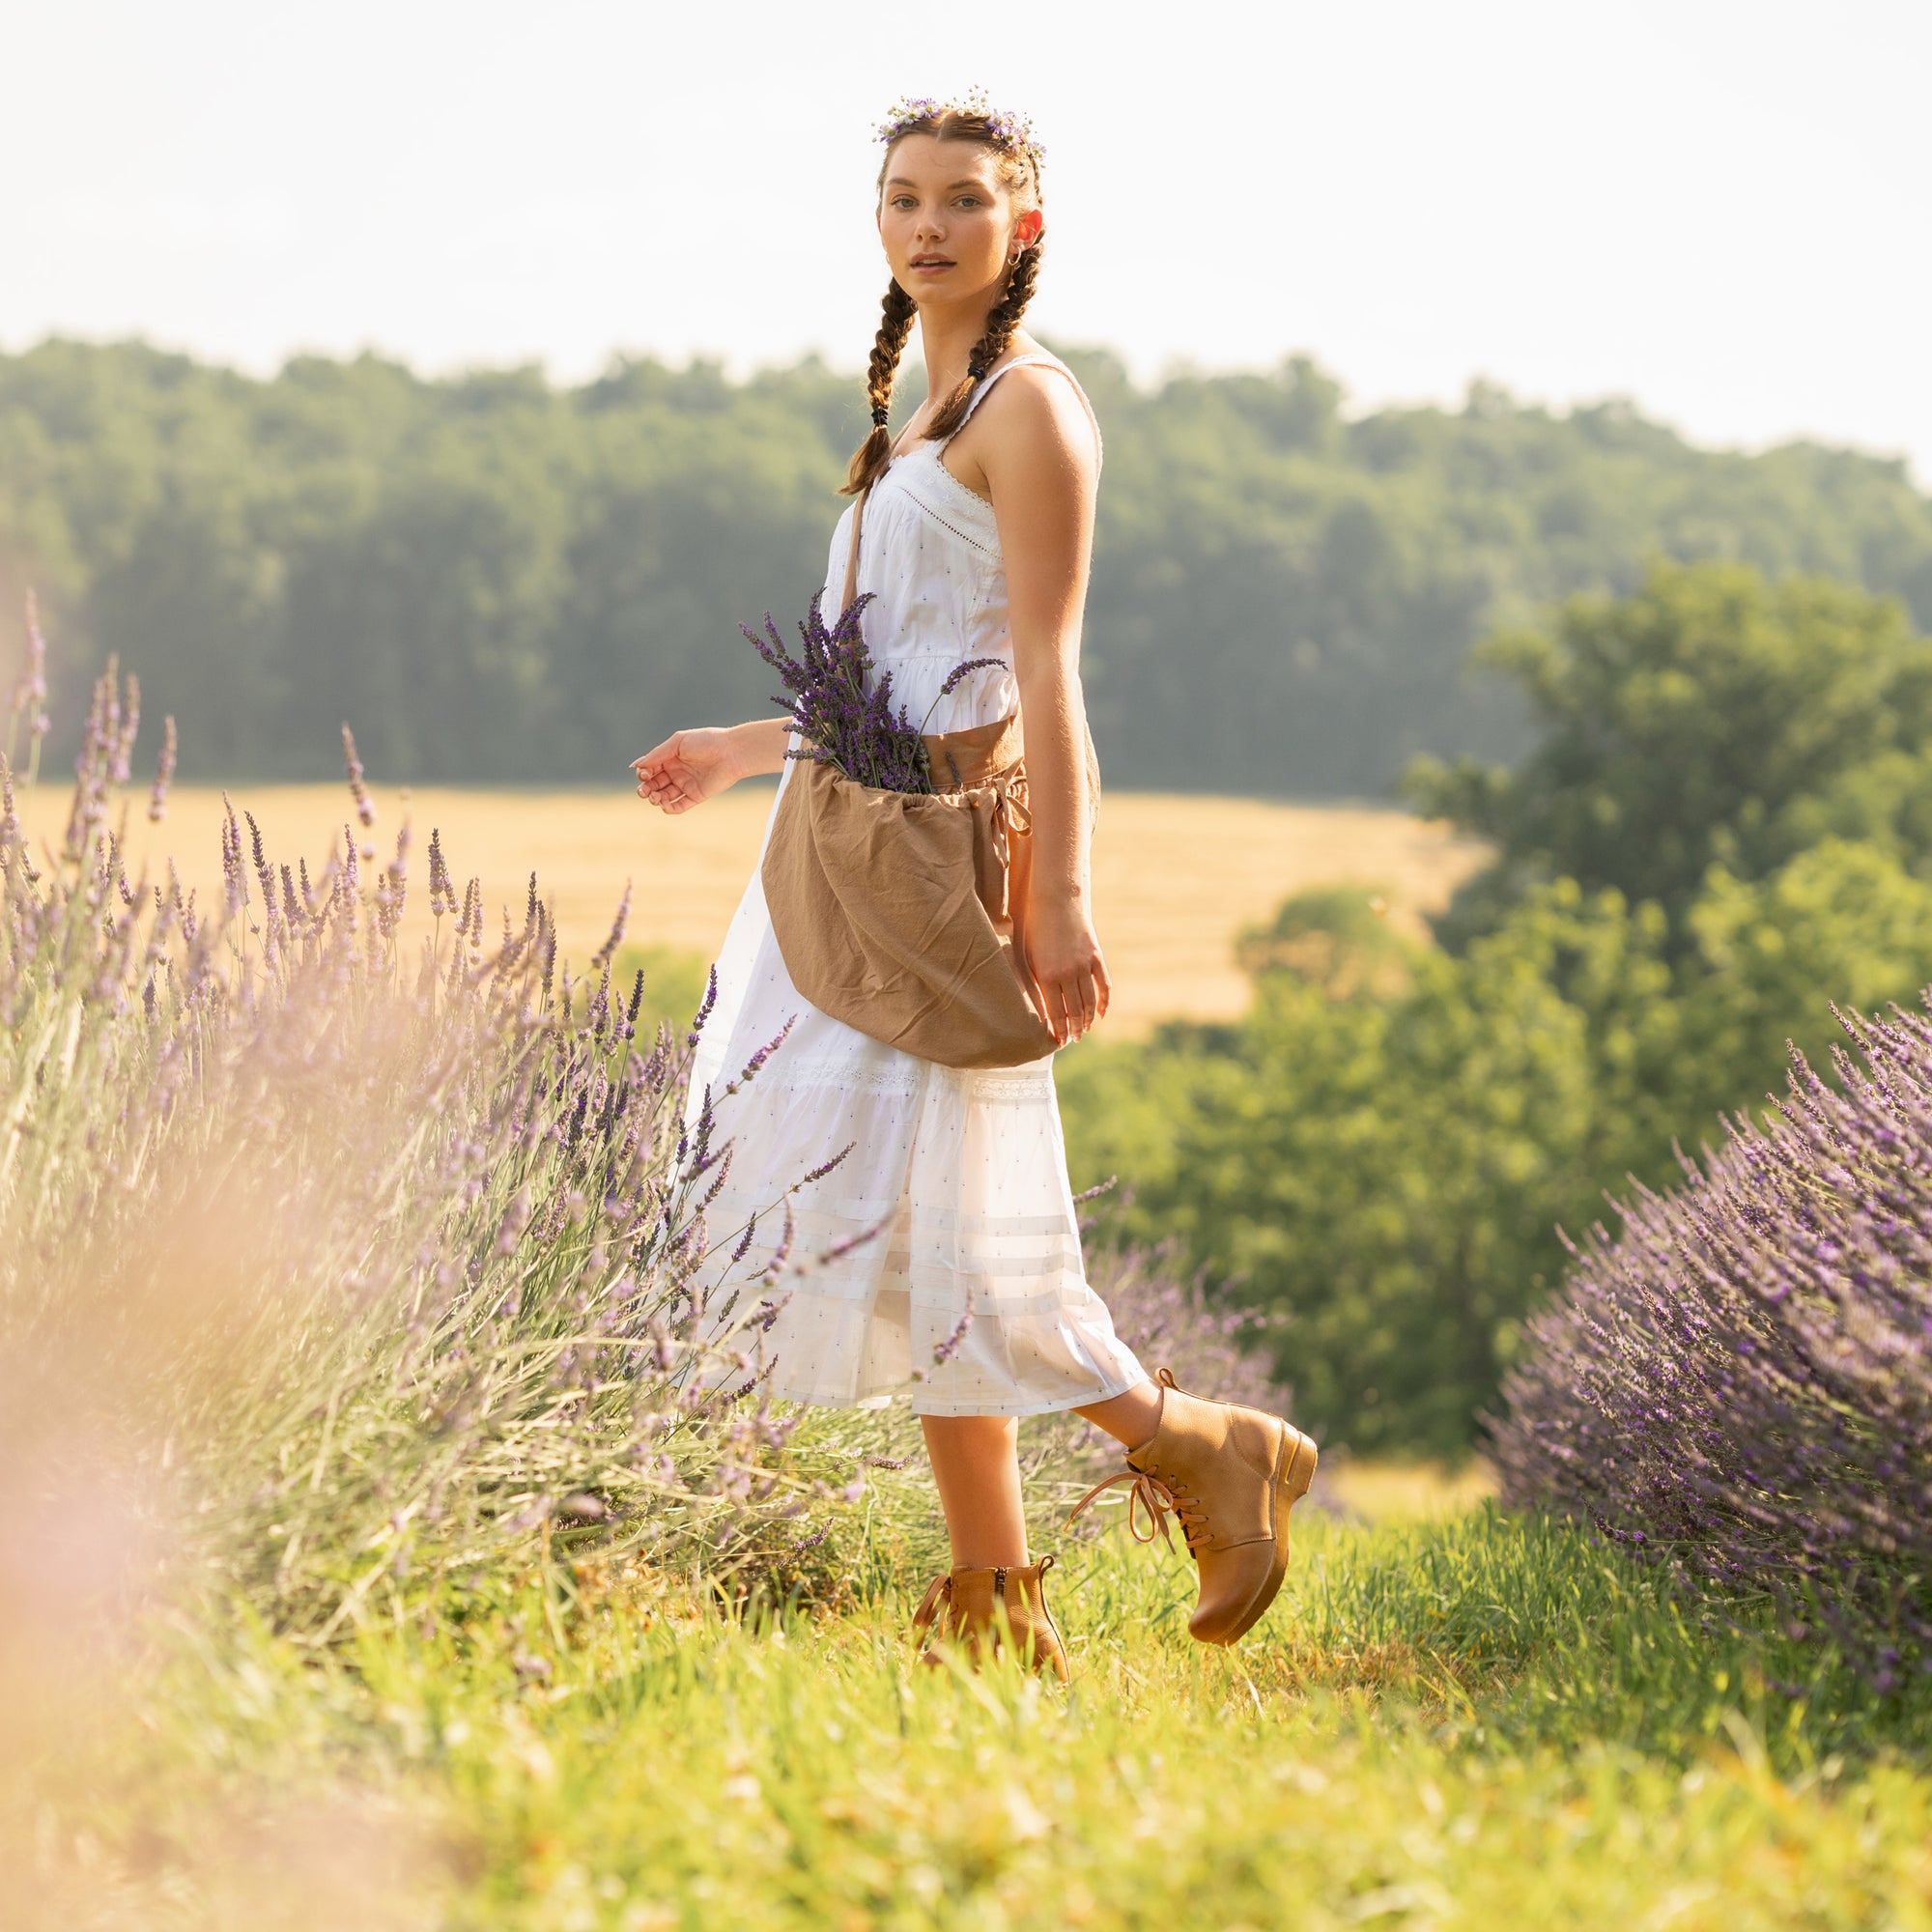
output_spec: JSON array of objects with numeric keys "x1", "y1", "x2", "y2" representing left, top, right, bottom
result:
[
  {"x1": 2, "y1": 641, "x2": 871, "y2": 1644},
  {"x1": 745, "y1": 590, "x2": 999, "y2": 793},
  {"x1": 1490, "y1": 1004, "x2": 1932, "y2": 1684}
]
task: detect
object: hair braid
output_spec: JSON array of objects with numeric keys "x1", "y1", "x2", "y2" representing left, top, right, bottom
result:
[
  {"x1": 841, "y1": 279, "x2": 919, "y2": 497},
  {"x1": 923, "y1": 237, "x2": 1044, "y2": 443}
]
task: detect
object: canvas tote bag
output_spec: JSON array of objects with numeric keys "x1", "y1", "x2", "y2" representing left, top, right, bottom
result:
[{"x1": 760, "y1": 484, "x2": 1082, "y2": 1068}]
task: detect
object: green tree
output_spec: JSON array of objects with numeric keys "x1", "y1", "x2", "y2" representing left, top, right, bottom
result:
[{"x1": 1409, "y1": 561, "x2": 1932, "y2": 944}]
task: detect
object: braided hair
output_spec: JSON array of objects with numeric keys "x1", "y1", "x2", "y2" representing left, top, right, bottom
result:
[
  {"x1": 843, "y1": 278, "x2": 918, "y2": 496},
  {"x1": 840, "y1": 107, "x2": 1044, "y2": 497}
]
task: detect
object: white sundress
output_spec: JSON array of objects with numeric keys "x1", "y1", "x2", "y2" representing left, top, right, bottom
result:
[{"x1": 688, "y1": 353, "x2": 1147, "y2": 1417}]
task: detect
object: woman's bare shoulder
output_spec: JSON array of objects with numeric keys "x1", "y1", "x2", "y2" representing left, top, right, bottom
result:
[{"x1": 970, "y1": 358, "x2": 1099, "y2": 479}]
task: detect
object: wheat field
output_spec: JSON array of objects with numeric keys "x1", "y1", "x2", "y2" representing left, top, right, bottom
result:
[{"x1": 12, "y1": 781, "x2": 1486, "y2": 1033}]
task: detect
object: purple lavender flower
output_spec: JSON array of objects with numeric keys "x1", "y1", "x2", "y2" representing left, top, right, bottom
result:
[
  {"x1": 911, "y1": 1300, "x2": 973, "y2": 1385},
  {"x1": 496, "y1": 1182, "x2": 534, "y2": 1256},
  {"x1": 687, "y1": 965, "x2": 718, "y2": 1048},
  {"x1": 148, "y1": 716, "x2": 177, "y2": 823},
  {"x1": 794, "y1": 1143, "x2": 855, "y2": 1188},
  {"x1": 0, "y1": 760, "x2": 21, "y2": 860},
  {"x1": 219, "y1": 794, "x2": 248, "y2": 919},
  {"x1": 7, "y1": 592, "x2": 50, "y2": 768},
  {"x1": 109, "y1": 673, "x2": 140, "y2": 785},
  {"x1": 742, "y1": 591, "x2": 1002, "y2": 797},
  {"x1": 593, "y1": 882, "x2": 631, "y2": 969},
  {"x1": 376, "y1": 824, "x2": 410, "y2": 941},
  {"x1": 427, "y1": 828, "x2": 454, "y2": 920},
  {"x1": 342, "y1": 723, "x2": 378, "y2": 827},
  {"x1": 728, "y1": 1212, "x2": 760, "y2": 1266}
]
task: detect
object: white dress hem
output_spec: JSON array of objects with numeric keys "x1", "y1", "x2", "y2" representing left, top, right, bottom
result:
[{"x1": 766, "y1": 1370, "x2": 1147, "y2": 1420}]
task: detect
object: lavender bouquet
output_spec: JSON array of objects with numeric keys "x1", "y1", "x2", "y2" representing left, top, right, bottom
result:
[{"x1": 744, "y1": 590, "x2": 1000, "y2": 795}]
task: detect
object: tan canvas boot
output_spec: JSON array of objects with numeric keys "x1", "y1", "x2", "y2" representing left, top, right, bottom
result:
[
  {"x1": 1068, "y1": 1367, "x2": 1318, "y2": 1645},
  {"x1": 910, "y1": 1556, "x2": 1070, "y2": 1683}
]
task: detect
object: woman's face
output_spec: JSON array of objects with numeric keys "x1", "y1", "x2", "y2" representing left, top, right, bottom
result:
[{"x1": 876, "y1": 134, "x2": 1041, "y2": 309}]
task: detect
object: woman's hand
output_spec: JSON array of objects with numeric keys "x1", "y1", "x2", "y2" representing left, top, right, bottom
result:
[
  {"x1": 632, "y1": 725, "x2": 752, "y2": 813},
  {"x1": 1025, "y1": 895, "x2": 1111, "y2": 1046}
]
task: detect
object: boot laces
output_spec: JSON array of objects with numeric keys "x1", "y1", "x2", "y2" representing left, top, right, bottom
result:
[{"x1": 1066, "y1": 1467, "x2": 1208, "y2": 1553}]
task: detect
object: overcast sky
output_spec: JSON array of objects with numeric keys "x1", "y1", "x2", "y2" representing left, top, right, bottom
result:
[{"x1": 5, "y1": 0, "x2": 1927, "y2": 476}]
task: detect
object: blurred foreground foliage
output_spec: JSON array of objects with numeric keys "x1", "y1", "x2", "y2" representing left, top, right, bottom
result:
[
  {"x1": 1065, "y1": 561, "x2": 1932, "y2": 1453},
  {"x1": 5, "y1": 338, "x2": 1932, "y2": 795}
]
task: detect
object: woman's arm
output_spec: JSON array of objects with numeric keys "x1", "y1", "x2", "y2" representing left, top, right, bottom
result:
[
  {"x1": 976, "y1": 370, "x2": 1110, "y2": 1045},
  {"x1": 633, "y1": 717, "x2": 789, "y2": 814}
]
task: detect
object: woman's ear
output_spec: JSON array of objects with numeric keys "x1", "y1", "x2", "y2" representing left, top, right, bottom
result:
[{"x1": 1015, "y1": 208, "x2": 1044, "y2": 250}]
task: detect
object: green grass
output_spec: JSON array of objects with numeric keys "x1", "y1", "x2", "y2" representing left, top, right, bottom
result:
[{"x1": 27, "y1": 1503, "x2": 1932, "y2": 1929}]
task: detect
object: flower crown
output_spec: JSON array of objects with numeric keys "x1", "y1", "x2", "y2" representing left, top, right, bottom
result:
[{"x1": 874, "y1": 88, "x2": 1044, "y2": 174}]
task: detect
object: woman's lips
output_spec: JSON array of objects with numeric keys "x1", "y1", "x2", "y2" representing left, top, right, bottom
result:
[{"x1": 910, "y1": 258, "x2": 954, "y2": 272}]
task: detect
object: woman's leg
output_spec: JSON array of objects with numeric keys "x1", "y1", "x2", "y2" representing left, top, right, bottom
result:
[
  {"x1": 922, "y1": 1415, "x2": 1029, "y2": 1568},
  {"x1": 922, "y1": 1384, "x2": 1162, "y2": 1566},
  {"x1": 1075, "y1": 1379, "x2": 1163, "y2": 1451},
  {"x1": 917, "y1": 1413, "x2": 1072, "y2": 1681}
]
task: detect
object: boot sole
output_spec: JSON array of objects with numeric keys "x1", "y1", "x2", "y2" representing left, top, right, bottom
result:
[{"x1": 1197, "y1": 1422, "x2": 1319, "y2": 1646}]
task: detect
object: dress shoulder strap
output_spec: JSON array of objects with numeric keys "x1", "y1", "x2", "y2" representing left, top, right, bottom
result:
[{"x1": 953, "y1": 354, "x2": 1105, "y2": 470}]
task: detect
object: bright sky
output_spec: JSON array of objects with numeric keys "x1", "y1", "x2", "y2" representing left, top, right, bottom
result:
[{"x1": 6, "y1": 0, "x2": 1928, "y2": 477}]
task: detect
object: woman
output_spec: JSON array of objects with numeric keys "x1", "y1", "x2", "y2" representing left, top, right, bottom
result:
[{"x1": 634, "y1": 94, "x2": 1315, "y2": 1676}]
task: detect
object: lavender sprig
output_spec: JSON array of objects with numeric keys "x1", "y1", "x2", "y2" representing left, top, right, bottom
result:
[
  {"x1": 7, "y1": 590, "x2": 51, "y2": 779},
  {"x1": 742, "y1": 591, "x2": 1003, "y2": 796},
  {"x1": 342, "y1": 723, "x2": 377, "y2": 828},
  {"x1": 148, "y1": 716, "x2": 177, "y2": 823}
]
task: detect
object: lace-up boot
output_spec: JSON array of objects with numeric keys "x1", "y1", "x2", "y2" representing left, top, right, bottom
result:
[
  {"x1": 1069, "y1": 1367, "x2": 1318, "y2": 1645},
  {"x1": 910, "y1": 1556, "x2": 1069, "y2": 1682}
]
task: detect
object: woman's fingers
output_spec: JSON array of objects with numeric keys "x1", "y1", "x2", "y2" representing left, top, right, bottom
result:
[
  {"x1": 1075, "y1": 967, "x2": 1100, "y2": 1031},
  {"x1": 1042, "y1": 974, "x2": 1072, "y2": 1046},
  {"x1": 634, "y1": 735, "x2": 702, "y2": 813},
  {"x1": 1041, "y1": 966, "x2": 1105, "y2": 1045},
  {"x1": 632, "y1": 733, "x2": 680, "y2": 775},
  {"x1": 1026, "y1": 951, "x2": 1111, "y2": 1045}
]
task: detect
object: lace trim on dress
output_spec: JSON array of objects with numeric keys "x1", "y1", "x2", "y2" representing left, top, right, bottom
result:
[
  {"x1": 741, "y1": 1054, "x2": 1054, "y2": 1103},
  {"x1": 895, "y1": 468, "x2": 999, "y2": 556},
  {"x1": 755, "y1": 1055, "x2": 924, "y2": 1097},
  {"x1": 952, "y1": 1068, "x2": 1057, "y2": 1101}
]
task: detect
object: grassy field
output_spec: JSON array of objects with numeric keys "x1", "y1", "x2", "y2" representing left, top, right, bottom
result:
[
  {"x1": 23, "y1": 1475, "x2": 1932, "y2": 1930},
  {"x1": 7, "y1": 783, "x2": 1486, "y2": 1034}
]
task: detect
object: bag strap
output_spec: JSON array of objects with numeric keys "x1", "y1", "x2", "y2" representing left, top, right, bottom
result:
[{"x1": 840, "y1": 485, "x2": 867, "y2": 614}]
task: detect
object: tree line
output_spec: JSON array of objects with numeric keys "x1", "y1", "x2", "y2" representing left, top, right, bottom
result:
[{"x1": 4, "y1": 338, "x2": 1930, "y2": 794}]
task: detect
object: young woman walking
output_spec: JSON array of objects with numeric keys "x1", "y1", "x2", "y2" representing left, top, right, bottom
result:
[{"x1": 633, "y1": 94, "x2": 1316, "y2": 1677}]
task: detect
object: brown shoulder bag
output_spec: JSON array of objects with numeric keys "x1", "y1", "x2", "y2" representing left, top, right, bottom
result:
[{"x1": 760, "y1": 482, "x2": 1091, "y2": 1068}]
